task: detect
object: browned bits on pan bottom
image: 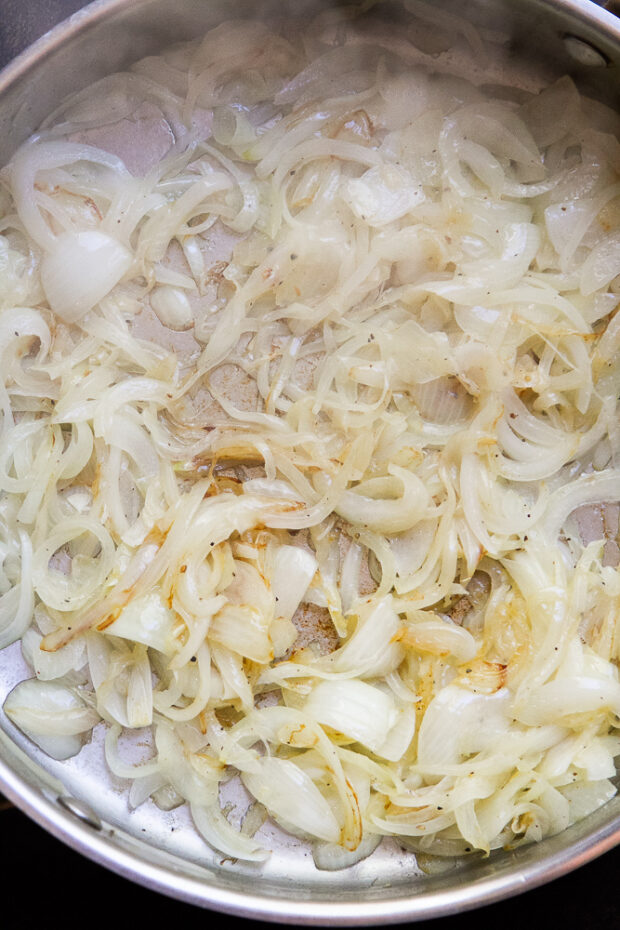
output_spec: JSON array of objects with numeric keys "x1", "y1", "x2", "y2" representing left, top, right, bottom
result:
[{"x1": 286, "y1": 602, "x2": 340, "y2": 658}]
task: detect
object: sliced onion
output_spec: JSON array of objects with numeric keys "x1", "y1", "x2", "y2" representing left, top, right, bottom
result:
[
  {"x1": 41, "y1": 231, "x2": 133, "y2": 322},
  {"x1": 4, "y1": 678, "x2": 99, "y2": 760},
  {"x1": 242, "y1": 755, "x2": 341, "y2": 843},
  {"x1": 417, "y1": 686, "x2": 511, "y2": 768},
  {"x1": 305, "y1": 679, "x2": 398, "y2": 754},
  {"x1": 312, "y1": 832, "x2": 381, "y2": 871},
  {"x1": 0, "y1": 11, "x2": 617, "y2": 866},
  {"x1": 270, "y1": 544, "x2": 317, "y2": 621},
  {"x1": 191, "y1": 801, "x2": 270, "y2": 861}
]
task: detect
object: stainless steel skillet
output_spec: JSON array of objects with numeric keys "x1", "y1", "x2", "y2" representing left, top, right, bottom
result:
[{"x1": 0, "y1": 0, "x2": 619, "y2": 923}]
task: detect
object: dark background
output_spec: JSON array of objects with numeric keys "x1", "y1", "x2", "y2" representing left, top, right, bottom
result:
[{"x1": 0, "y1": 1, "x2": 619, "y2": 927}]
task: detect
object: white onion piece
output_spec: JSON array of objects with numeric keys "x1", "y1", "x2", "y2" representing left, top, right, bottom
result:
[
  {"x1": 561, "y1": 779, "x2": 616, "y2": 823},
  {"x1": 0, "y1": 531, "x2": 34, "y2": 649},
  {"x1": 242, "y1": 756, "x2": 341, "y2": 843},
  {"x1": 305, "y1": 679, "x2": 398, "y2": 754},
  {"x1": 210, "y1": 603, "x2": 272, "y2": 663},
  {"x1": 327, "y1": 598, "x2": 404, "y2": 679},
  {"x1": 105, "y1": 590, "x2": 177, "y2": 654},
  {"x1": 9, "y1": 139, "x2": 131, "y2": 250},
  {"x1": 270, "y1": 545, "x2": 317, "y2": 622},
  {"x1": 32, "y1": 517, "x2": 115, "y2": 612},
  {"x1": 126, "y1": 647, "x2": 154, "y2": 727},
  {"x1": 542, "y1": 471, "x2": 620, "y2": 542},
  {"x1": 335, "y1": 467, "x2": 430, "y2": 534},
  {"x1": 417, "y1": 686, "x2": 511, "y2": 768},
  {"x1": 400, "y1": 619, "x2": 477, "y2": 662},
  {"x1": 519, "y1": 76, "x2": 581, "y2": 147},
  {"x1": 515, "y1": 677, "x2": 620, "y2": 726},
  {"x1": 21, "y1": 626, "x2": 85, "y2": 681},
  {"x1": 40, "y1": 231, "x2": 132, "y2": 322},
  {"x1": 375, "y1": 699, "x2": 417, "y2": 762},
  {"x1": 412, "y1": 378, "x2": 472, "y2": 424},
  {"x1": 313, "y1": 833, "x2": 381, "y2": 871},
  {"x1": 191, "y1": 801, "x2": 270, "y2": 861},
  {"x1": 342, "y1": 164, "x2": 425, "y2": 226},
  {"x1": 573, "y1": 738, "x2": 618, "y2": 781},
  {"x1": 104, "y1": 723, "x2": 160, "y2": 780},
  {"x1": 4, "y1": 678, "x2": 99, "y2": 760},
  {"x1": 150, "y1": 285, "x2": 194, "y2": 330},
  {"x1": 580, "y1": 231, "x2": 620, "y2": 295}
]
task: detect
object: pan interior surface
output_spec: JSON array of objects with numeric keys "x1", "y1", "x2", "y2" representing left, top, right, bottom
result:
[
  {"x1": 0, "y1": 0, "x2": 619, "y2": 922},
  {"x1": 1, "y1": 650, "x2": 619, "y2": 923}
]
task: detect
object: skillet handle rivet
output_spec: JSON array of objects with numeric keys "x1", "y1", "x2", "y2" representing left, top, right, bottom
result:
[
  {"x1": 562, "y1": 34, "x2": 609, "y2": 65},
  {"x1": 57, "y1": 795, "x2": 102, "y2": 831}
]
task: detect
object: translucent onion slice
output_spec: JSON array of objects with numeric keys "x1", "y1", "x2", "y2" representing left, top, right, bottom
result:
[
  {"x1": 4, "y1": 678, "x2": 99, "y2": 760},
  {"x1": 417, "y1": 686, "x2": 511, "y2": 768},
  {"x1": 40, "y1": 231, "x2": 132, "y2": 322},
  {"x1": 305, "y1": 679, "x2": 398, "y2": 754},
  {"x1": 242, "y1": 756, "x2": 341, "y2": 843}
]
